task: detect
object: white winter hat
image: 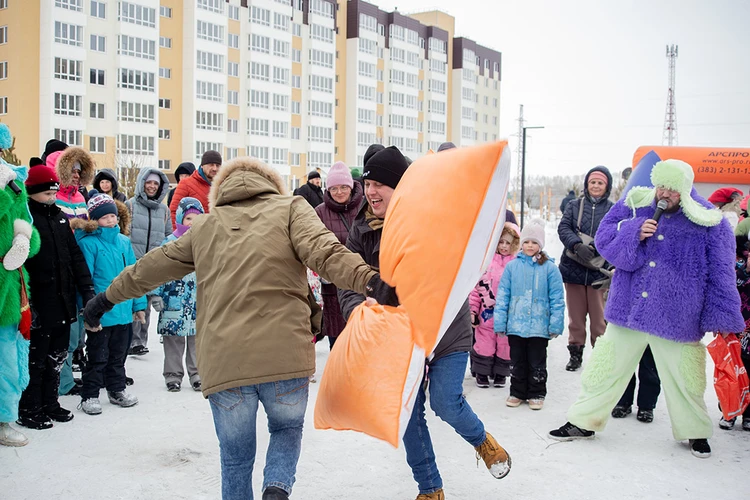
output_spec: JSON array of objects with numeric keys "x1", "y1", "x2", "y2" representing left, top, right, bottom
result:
[{"x1": 520, "y1": 218, "x2": 546, "y2": 249}]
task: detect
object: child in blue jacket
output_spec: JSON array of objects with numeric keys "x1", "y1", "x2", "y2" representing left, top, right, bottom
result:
[
  {"x1": 494, "y1": 219, "x2": 564, "y2": 410},
  {"x1": 72, "y1": 192, "x2": 146, "y2": 415}
]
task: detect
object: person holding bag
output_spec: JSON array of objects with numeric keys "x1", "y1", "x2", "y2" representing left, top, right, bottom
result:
[{"x1": 557, "y1": 166, "x2": 614, "y2": 371}]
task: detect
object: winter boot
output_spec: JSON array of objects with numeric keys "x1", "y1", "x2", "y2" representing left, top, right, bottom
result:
[
  {"x1": 719, "y1": 416, "x2": 736, "y2": 430},
  {"x1": 262, "y1": 486, "x2": 289, "y2": 500},
  {"x1": 493, "y1": 375, "x2": 507, "y2": 388},
  {"x1": 505, "y1": 396, "x2": 523, "y2": 407},
  {"x1": 549, "y1": 422, "x2": 595, "y2": 441},
  {"x1": 79, "y1": 398, "x2": 102, "y2": 415},
  {"x1": 16, "y1": 412, "x2": 53, "y2": 430},
  {"x1": 528, "y1": 398, "x2": 544, "y2": 410},
  {"x1": 192, "y1": 380, "x2": 202, "y2": 392},
  {"x1": 0, "y1": 423, "x2": 28, "y2": 447},
  {"x1": 689, "y1": 439, "x2": 711, "y2": 458},
  {"x1": 45, "y1": 406, "x2": 74, "y2": 423},
  {"x1": 636, "y1": 408, "x2": 654, "y2": 423},
  {"x1": 475, "y1": 431, "x2": 512, "y2": 479},
  {"x1": 108, "y1": 391, "x2": 139, "y2": 408},
  {"x1": 565, "y1": 345, "x2": 584, "y2": 371},
  {"x1": 611, "y1": 405, "x2": 632, "y2": 418},
  {"x1": 475, "y1": 374, "x2": 490, "y2": 388},
  {"x1": 742, "y1": 418, "x2": 750, "y2": 431},
  {"x1": 416, "y1": 490, "x2": 445, "y2": 500},
  {"x1": 167, "y1": 382, "x2": 181, "y2": 392}
]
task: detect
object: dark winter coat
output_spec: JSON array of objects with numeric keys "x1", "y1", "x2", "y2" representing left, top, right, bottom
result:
[
  {"x1": 167, "y1": 162, "x2": 197, "y2": 208},
  {"x1": 560, "y1": 191, "x2": 576, "y2": 213},
  {"x1": 294, "y1": 181, "x2": 324, "y2": 209},
  {"x1": 339, "y1": 204, "x2": 473, "y2": 363},
  {"x1": 557, "y1": 167, "x2": 614, "y2": 286},
  {"x1": 126, "y1": 167, "x2": 173, "y2": 259},
  {"x1": 505, "y1": 209, "x2": 517, "y2": 226},
  {"x1": 91, "y1": 168, "x2": 127, "y2": 202},
  {"x1": 25, "y1": 199, "x2": 95, "y2": 328},
  {"x1": 315, "y1": 183, "x2": 365, "y2": 339}
]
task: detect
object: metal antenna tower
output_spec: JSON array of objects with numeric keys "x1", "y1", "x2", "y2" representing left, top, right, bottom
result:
[
  {"x1": 662, "y1": 45, "x2": 678, "y2": 146},
  {"x1": 515, "y1": 104, "x2": 525, "y2": 196}
]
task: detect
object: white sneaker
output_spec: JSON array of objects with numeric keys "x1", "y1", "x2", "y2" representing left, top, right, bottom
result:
[
  {"x1": 108, "y1": 391, "x2": 138, "y2": 408},
  {"x1": 79, "y1": 398, "x2": 103, "y2": 415},
  {"x1": 0, "y1": 422, "x2": 28, "y2": 447}
]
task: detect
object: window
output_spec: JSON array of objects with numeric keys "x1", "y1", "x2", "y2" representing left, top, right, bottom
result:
[
  {"x1": 225, "y1": 148, "x2": 239, "y2": 160},
  {"x1": 0, "y1": 96, "x2": 6, "y2": 115},
  {"x1": 358, "y1": 61, "x2": 376, "y2": 79},
  {"x1": 462, "y1": 88, "x2": 475, "y2": 102},
  {"x1": 309, "y1": 0, "x2": 333, "y2": 18},
  {"x1": 251, "y1": 34, "x2": 270, "y2": 54},
  {"x1": 228, "y1": 91, "x2": 238, "y2": 106},
  {"x1": 228, "y1": 33, "x2": 239, "y2": 49},
  {"x1": 428, "y1": 100, "x2": 446, "y2": 115},
  {"x1": 308, "y1": 100, "x2": 333, "y2": 118},
  {"x1": 54, "y1": 22, "x2": 83, "y2": 46},
  {"x1": 56, "y1": 129, "x2": 82, "y2": 146},
  {"x1": 493, "y1": 116, "x2": 498, "y2": 126},
  {"x1": 89, "y1": 136, "x2": 105, "y2": 153},
  {"x1": 119, "y1": 2, "x2": 156, "y2": 28},
  {"x1": 119, "y1": 69, "x2": 155, "y2": 92},
  {"x1": 250, "y1": 118, "x2": 269, "y2": 136},
  {"x1": 274, "y1": 12, "x2": 289, "y2": 31},
  {"x1": 0, "y1": 0, "x2": 6, "y2": 8},
  {"x1": 310, "y1": 75, "x2": 333, "y2": 93},
  {"x1": 291, "y1": 101, "x2": 300, "y2": 114},
  {"x1": 291, "y1": 127, "x2": 300, "y2": 140},
  {"x1": 377, "y1": 92, "x2": 383, "y2": 104},
  {"x1": 251, "y1": 62, "x2": 270, "y2": 81},
  {"x1": 56, "y1": 0, "x2": 83, "y2": 11},
  {"x1": 90, "y1": 0, "x2": 105, "y2": 17},
  {"x1": 118, "y1": 101, "x2": 155, "y2": 123},
  {"x1": 0, "y1": 61, "x2": 6, "y2": 80},
  {"x1": 269, "y1": 147, "x2": 287, "y2": 165},
  {"x1": 196, "y1": 111, "x2": 223, "y2": 131},
  {"x1": 310, "y1": 24, "x2": 333, "y2": 43},
  {"x1": 290, "y1": 153, "x2": 300, "y2": 166},
  {"x1": 273, "y1": 67, "x2": 289, "y2": 84},
  {"x1": 429, "y1": 38, "x2": 446, "y2": 54},
  {"x1": 461, "y1": 106, "x2": 473, "y2": 120},
  {"x1": 228, "y1": 62, "x2": 239, "y2": 77},
  {"x1": 273, "y1": 94, "x2": 289, "y2": 111},
  {"x1": 291, "y1": 75, "x2": 301, "y2": 88},
  {"x1": 428, "y1": 121, "x2": 446, "y2": 135},
  {"x1": 358, "y1": 38, "x2": 376, "y2": 55},
  {"x1": 159, "y1": 67, "x2": 171, "y2": 79},
  {"x1": 89, "y1": 68, "x2": 105, "y2": 85},
  {"x1": 461, "y1": 126, "x2": 473, "y2": 139},
  {"x1": 406, "y1": 95, "x2": 417, "y2": 110},
  {"x1": 118, "y1": 135, "x2": 155, "y2": 156},
  {"x1": 462, "y1": 68, "x2": 473, "y2": 82},
  {"x1": 407, "y1": 51, "x2": 420, "y2": 68},
  {"x1": 196, "y1": 81, "x2": 224, "y2": 102},
  {"x1": 493, "y1": 98, "x2": 498, "y2": 107},
  {"x1": 160, "y1": 5, "x2": 172, "y2": 18},
  {"x1": 391, "y1": 48, "x2": 405, "y2": 64},
  {"x1": 389, "y1": 115, "x2": 404, "y2": 129},
  {"x1": 54, "y1": 93, "x2": 82, "y2": 116},
  {"x1": 389, "y1": 69, "x2": 405, "y2": 85},
  {"x1": 159, "y1": 37, "x2": 172, "y2": 48},
  {"x1": 158, "y1": 159, "x2": 171, "y2": 170},
  {"x1": 227, "y1": 119, "x2": 239, "y2": 133},
  {"x1": 197, "y1": 0, "x2": 224, "y2": 14},
  {"x1": 292, "y1": 48, "x2": 301, "y2": 63},
  {"x1": 310, "y1": 49, "x2": 333, "y2": 68},
  {"x1": 228, "y1": 4, "x2": 240, "y2": 20},
  {"x1": 308, "y1": 152, "x2": 332, "y2": 170},
  {"x1": 196, "y1": 51, "x2": 224, "y2": 72},
  {"x1": 251, "y1": 6, "x2": 271, "y2": 26},
  {"x1": 407, "y1": 73, "x2": 418, "y2": 88},
  {"x1": 248, "y1": 146, "x2": 269, "y2": 162},
  {"x1": 429, "y1": 79, "x2": 446, "y2": 94},
  {"x1": 250, "y1": 90, "x2": 269, "y2": 109},
  {"x1": 359, "y1": 13, "x2": 377, "y2": 32},
  {"x1": 405, "y1": 116, "x2": 417, "y2": 131},
  {"x1": 357, "y1": 108, "x2": 374, "y2": 125},
  {"x1": 484, "y1": 114, "x2": 488, "y2": 123},
  {"x1": 159, "y1": 98, "x2": 171, "y2": 109},
  {"x1": 358, "y1": 84, "x2": 375, "y2": 102},
  {"x1": 54, "y1": 58, "x2": 83, "y2": 81},
  {"x1": 292, "y1": 23, "x2": 301, "y2": 37},
  {"x1": 273, "y1": 121, "x2": 288, "y2": 138},
  {"x1": 197, "y1": 21, "x2": 224, "y2": 43},
  {"x1": 118, "y1": 35, "x2": 156, "y2": 60},
  {"x1": 158, "y1": 129, "x2": 171, "y2": 140},
  {"x1": 90, "y1": 35, "x2": 106, "y2": 52},
  {"x1": 389, "y1": 91, "x2": 404, "y2": 107},
  {"x1": 429, "y1": 59, "x2": 446, "y2": 74},
  {"x1": 274, "y1": 39, "x2": 290, "y2": 58},
  {"x1": 308, "y1": 126, "x2": 332, "y2": 143}
]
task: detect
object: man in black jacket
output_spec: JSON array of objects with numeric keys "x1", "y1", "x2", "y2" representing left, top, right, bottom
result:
[
  {"x1": 167, "y1": 162, "x2": 196, "y2": 208},
  {"x1": 293, "y1": 170, "x2": 324, "y2": 208},
  {"x1": 560, "y1": 190, "x2": 576, "y2": 214},
  {"x1": 18, "y1": 164, "x2": 95, "y2": 429},
  {"x1": 339, "y1": 146, "x2": 511, "y2": 499}
]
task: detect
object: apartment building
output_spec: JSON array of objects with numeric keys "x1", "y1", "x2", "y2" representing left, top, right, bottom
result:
[{"x1": 0, "y1": 0, "x2": 499, "y2": 189}]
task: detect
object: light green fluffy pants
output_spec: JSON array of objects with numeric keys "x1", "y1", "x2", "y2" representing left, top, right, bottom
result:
[{"x1": 567, "y1": 323, "x2": 712, "y2": 441}]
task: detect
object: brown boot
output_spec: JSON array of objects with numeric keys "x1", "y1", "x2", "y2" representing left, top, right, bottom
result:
[
  {"x1": 416, "y1": 489, "x2": 445, "y2": 500},
  {"x1": 475, "y1": 432, "x2": 511, "y2": 479}
]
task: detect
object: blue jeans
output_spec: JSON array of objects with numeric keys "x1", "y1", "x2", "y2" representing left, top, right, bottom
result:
[
  {"x1": 59, "y1": 319, "x2": 84, "y2": 395},
  {"x1": 209, "y1": 377, "x2": 309, "y2": 500},
  {"x1": 403, "y1": 351, "x2": 486, "y2": 495}
]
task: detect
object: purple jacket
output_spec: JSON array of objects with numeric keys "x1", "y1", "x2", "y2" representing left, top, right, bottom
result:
[{"x1": 595, "y1": 196, "x2": 745, "y2": 343}]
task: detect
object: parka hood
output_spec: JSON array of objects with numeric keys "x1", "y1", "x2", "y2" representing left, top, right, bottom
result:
[
  {"x1": 583, "y1": 166, "x2": 613, "y2": 202},
  {"x1": 135, "y1": 167, "x2": 170, "y2": 206},
  {"x1": 209, "y1": 157, "x2": 286, "y2": 210},
  {"x1": 93, "y1": 168, "x2": 120, "y2": 194},
  {"x1": 56, "y1": 147, "x2": 95, "y2": 187}
]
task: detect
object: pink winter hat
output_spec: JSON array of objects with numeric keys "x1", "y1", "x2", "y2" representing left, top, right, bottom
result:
[{"x1": 326, "y1": 161, "x2": 353, "y2": 189}]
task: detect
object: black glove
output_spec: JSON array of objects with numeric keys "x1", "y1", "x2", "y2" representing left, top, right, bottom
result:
[
  {"x1": 574, "y1": 243, "x2": 596, "y2": 262},
  {"x1": 366, "y1": 274, "x2": 400, "y2": 307},
  {"x1": 83, "y1": 292, "x2": 115, "y2": 330}
]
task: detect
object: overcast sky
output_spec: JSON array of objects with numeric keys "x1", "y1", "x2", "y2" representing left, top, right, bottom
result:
[{"x1": 378, "y1": 0, "x2": 750, "y2": 179}]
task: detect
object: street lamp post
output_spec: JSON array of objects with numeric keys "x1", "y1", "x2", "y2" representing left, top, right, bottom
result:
[{"x1": 520, "y1": 125, "x2": 544, "y2": 229}]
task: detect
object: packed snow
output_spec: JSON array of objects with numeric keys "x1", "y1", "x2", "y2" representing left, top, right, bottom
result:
[{"x1": 2, "y1": 219, "x2": 748, "y2": 499}]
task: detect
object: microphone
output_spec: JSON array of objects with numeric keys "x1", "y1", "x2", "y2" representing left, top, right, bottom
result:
[{"x1": 653, "y1": 199, "x2": 669, "y2": 223}]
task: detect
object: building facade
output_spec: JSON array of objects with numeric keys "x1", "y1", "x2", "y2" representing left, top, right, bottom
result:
[{"x1": 0, "y1": 0, "x2": 499, "y2": 189}]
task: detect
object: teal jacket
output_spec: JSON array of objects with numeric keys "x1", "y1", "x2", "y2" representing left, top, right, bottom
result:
[
  {"x1": 494, "y1": 253, "x2": 565, "y2": 339},
  {"x1": 74, "y1": 222, "x2": 147, "y2": 327}
]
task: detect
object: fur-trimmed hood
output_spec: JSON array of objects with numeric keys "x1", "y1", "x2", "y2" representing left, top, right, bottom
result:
[
  {"x1": 69, "y1": 199, "x2": 130, "y2": 235},
  {"x1": 209, "y1": 157, "x2": 287, "y2": 210},
  {"x1": 55, "y1": 147, "x2": 95, "y2": 187}
]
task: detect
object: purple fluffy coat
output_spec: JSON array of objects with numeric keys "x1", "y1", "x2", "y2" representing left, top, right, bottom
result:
[{"x1": 595, "y1": 193, "x2": 745, "y2": 343}]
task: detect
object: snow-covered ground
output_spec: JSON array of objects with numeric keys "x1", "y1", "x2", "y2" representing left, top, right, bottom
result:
[{"x1": 2, "y1": 220, "x2": 748, "y2": 499}]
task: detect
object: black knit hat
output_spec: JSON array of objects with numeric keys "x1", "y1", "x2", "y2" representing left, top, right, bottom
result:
[
  {"x1": 363, "y1": 144, "x2": 385, "y2": 167},
  {"x1": 362, "y1": 146, "x2": 408, "y2": 189},
  {"x1": 41, "y1": 139, "x2": 68, "y2": 162},
  {"x1": 200, "y1": 150, "x2": 222, "y2": 167},
  {"x1": 437, "y1": 142, "x2": 456, "y2": 152},
  {"x1": 29, "y1": 157, "x2": 44, "y2": 167},
  {"x1": 307, "y1": 170, "x2": 321, "y2": 181}
]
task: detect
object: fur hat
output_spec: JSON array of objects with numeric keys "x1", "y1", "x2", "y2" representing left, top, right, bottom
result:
[
  {"x1": 87, "y1": 190, "x2": 118, "y2": 220},
  {"x1": 520, "y1": 218, "x2": 546, "y2": 249},
  {"x1": 25, "y1": 164, "x2": 60, "y2": 194},
  {"x1": 55, "y1": 146, "x2": 95, "y2": 187},
  {"x1": 326, "y1": 161, "x2": 353, "y2": 189},
  {"x1": 500, "y1": 222, "x2": 521, "y2": 254},
  {"x1": 625, "y1": 159, "x2": 723, "y2": 227}
]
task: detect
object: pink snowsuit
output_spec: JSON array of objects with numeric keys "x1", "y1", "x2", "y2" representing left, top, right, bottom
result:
[{"x1": 470, "y1": 252, "x2": 516, "y2": 359}]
